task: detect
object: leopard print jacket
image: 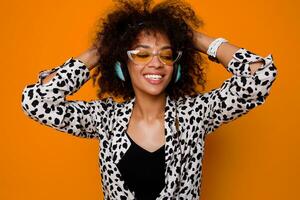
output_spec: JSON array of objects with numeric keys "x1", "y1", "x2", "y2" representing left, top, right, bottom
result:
[{"x1": 21, "y1": 47, "x2": 277, "y2": 199}]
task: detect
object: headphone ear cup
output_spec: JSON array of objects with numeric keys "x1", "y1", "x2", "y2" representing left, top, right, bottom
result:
[
  {"x1": 174, "y1": 64, "x2": 181, "y2": 83},
  {"x1": 114, "y1": 61, "x2": 126, "y2": 81}
]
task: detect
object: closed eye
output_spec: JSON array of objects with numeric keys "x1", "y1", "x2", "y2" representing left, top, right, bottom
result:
[{"x1": 135, "y1": 51, "x2": 151, "y2": 57}]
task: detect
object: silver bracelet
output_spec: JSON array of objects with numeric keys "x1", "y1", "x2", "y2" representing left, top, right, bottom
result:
[{"x1": 207, "y1": 38, "x2": 228, "y2": 58}]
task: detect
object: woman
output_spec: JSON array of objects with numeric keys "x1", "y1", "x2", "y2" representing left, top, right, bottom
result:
[{"x1": 21, "y1": 0, "x2": 278, "y2": 199}]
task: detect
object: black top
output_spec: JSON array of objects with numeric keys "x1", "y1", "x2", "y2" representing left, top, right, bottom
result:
[{"x1": 116, "y1": 132, "x2": 166, "y2": 200}]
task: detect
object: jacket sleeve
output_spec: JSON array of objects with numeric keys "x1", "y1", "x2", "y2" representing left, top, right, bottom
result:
[
  {"x1": 21, "y1": 57, "x2": 109, "y2": 139},
  {"x1": 198, "y1": 47, "x2": 278, "y2": 135}
]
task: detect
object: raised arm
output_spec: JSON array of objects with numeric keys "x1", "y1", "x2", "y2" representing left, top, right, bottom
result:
[
  {"x1": 193, "y1": 31, "x2": 265, "y2": 75},
  {"x1": 21, "y1": 47, "x2": 111, "y2": 139},
  {"x1": 41, "y1": 46, "x2": 99, "y2": 84},
  {"x1": 191, "y1": 31, "x2": 278, "y2": 135}
]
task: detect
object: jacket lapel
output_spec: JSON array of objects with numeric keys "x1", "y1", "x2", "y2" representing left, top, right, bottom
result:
[
  {"x1": 110, "y1": 97, "x2": 134, "y2": 164},
  {"x1": 161, "y1": 95, "x2": 182, "y2": 196}
]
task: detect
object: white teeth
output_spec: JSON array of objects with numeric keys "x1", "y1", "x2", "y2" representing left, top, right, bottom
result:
[{"x1": 144, "y1": 74, "x2": 162, "y2": 80}]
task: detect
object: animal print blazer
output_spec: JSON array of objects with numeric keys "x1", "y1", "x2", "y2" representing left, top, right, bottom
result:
[{"x1": 21, "y1": 47, "x2": 277, "y2": 199}]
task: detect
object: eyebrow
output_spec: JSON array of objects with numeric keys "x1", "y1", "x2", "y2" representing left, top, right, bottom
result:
[{"x1": 133, "y1": 44, "x2": 172, "y2": 50}]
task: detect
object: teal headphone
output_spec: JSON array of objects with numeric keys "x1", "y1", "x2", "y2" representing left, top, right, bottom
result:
[{"x1": 114, "y1": 61, "x2": 181, "y2": 83}]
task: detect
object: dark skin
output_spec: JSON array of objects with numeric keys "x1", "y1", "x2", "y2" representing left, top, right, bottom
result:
[{"x1": 42, "y1": 30, "x2": 264, "y2": 152}]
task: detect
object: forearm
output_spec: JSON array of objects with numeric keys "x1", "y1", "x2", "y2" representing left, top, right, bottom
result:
[
  {"x1": 74, "y1": 47, "x2": 99, "y2": 70},
  {"x1": 193, "y1": 31, "x2": 264, "y2": 75},
  {"x1": 42, "y1": 47, "x2": 99, "y2": 85}
]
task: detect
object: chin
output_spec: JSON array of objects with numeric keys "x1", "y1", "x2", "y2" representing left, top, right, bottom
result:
[{"x1": 139, "y1": 87, "x2": 164, "y2": 96}]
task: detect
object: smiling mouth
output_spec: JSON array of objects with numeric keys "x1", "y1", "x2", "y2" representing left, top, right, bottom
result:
[
  {"x1": 144, "y1": 74, "x2": 164, "y2": 80},
  {"x1": 143, "y1": 74, "x2": 165, "y2": 84}
]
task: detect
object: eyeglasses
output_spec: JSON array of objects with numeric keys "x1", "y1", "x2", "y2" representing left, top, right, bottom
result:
[{"x1": 127, "y1": 48, "x2": 182, "y2": 66}]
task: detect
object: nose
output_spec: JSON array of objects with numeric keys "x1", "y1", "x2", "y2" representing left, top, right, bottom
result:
[{"x1": 148, "y1": 54, "x2": 163, "y2": 68}]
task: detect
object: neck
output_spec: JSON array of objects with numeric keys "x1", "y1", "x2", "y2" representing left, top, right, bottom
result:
[{"x1": 133, "y1": 93, "x2": 166, "y2": 121}]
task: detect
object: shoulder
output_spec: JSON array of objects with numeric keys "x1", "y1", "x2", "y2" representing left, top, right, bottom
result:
[
  {"x1": 177, "y1": 93, "x2": 205, "y2": 106},
  {"x1": 93, "y1": 97, "x2": 132, "y2": 111},
  {"x1": 90, "y1": 97, "x2": 117, "y2": 112},
  {"x1": 176, "y1": 93, "x2": 214, "y2": 116}
]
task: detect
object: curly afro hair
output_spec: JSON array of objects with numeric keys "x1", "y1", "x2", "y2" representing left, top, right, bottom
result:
[{"x1": 91, "y1": 0, "x2": 207, "y2": 101}]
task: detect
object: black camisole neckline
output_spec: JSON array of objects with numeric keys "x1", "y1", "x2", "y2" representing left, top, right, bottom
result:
[{"x1": 116, "y1": 132, "x2": 166, "y2": 200}]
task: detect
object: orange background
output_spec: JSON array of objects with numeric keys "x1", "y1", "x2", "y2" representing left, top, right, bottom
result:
[{"x1": 1, "y1": 0, "x2": 299, "y2": 199}]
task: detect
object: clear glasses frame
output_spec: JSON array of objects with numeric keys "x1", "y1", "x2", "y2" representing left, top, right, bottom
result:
[{"x1": 127, "y1": 49, "x2": 183, "y2": 66}]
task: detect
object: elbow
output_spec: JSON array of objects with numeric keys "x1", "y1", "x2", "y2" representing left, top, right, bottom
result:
[
  {"x1": 251, "y1": 54, "x2": 278, "y2": 97},
  {"x1": 254, "y1": 54, "x2": 278, "y2": 80},
  {"x1": 21, "y1": 84, "x2": 40, "y2": 119},
  {"x1": 265, "y1": 54, "x2": 278, "y2": 80}
]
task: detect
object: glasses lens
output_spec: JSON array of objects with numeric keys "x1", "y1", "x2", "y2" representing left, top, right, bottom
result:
[
  {"x1": 128, "y1": 49, "x2": 182, "y2": 65},
  {"x1": 159, "y1": 49, "x2": 174, "y2": 65},
  {"x1": 129, "y1": 50, "x2": 152, "y2": 64}
]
